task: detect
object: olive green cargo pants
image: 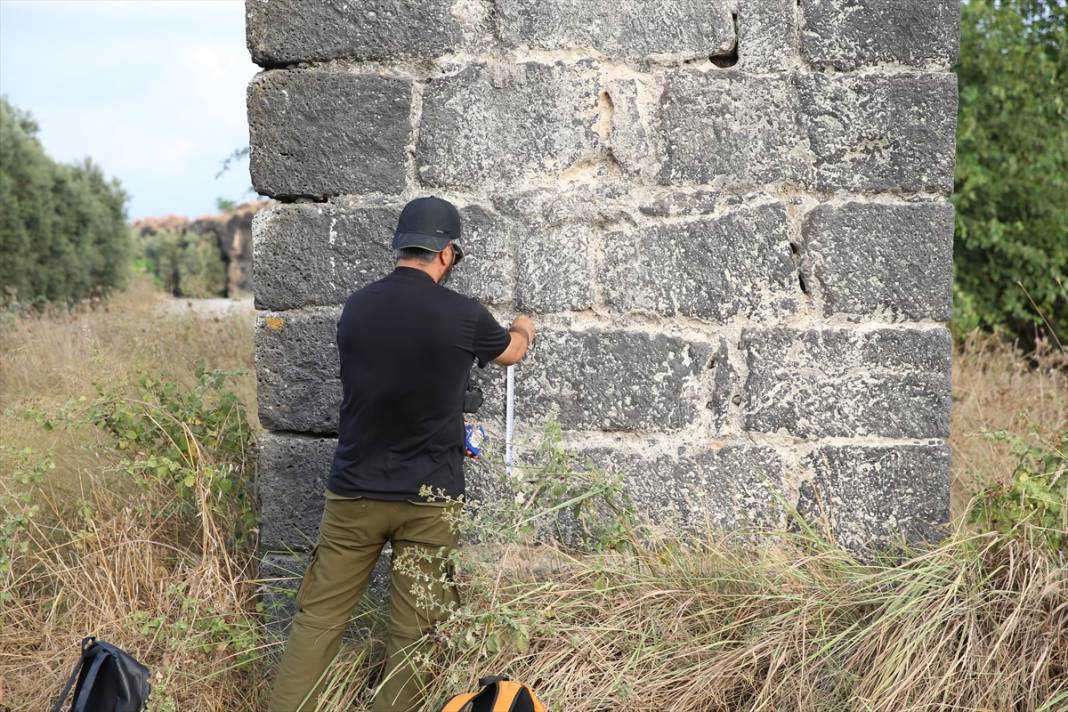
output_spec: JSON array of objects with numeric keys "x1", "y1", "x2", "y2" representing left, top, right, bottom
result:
[{"x1": 268, "y1": 493, "x2": 461, "y2": 712}]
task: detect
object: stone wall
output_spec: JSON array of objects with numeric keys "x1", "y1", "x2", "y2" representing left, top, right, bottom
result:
[
  {"x1": 247, "y1": 0, "x2": 959, "y2": 577},
  {"x1": 133, "y1": 200, "x2": 265, "y2": 296}
]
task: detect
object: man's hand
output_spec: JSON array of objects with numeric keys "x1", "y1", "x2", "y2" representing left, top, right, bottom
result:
[
  {"x1": 510, "y1": 314, "x2": 535, "y2": 344},
  {"x1": 492, "y1": 314, "x2": 535, "y2": 366}
]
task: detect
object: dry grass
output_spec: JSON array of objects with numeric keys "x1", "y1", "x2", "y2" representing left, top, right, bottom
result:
[
  {"x1": 0, "y1": 274, "x2": 256, "y2": 421},
  {"x1": 1, "y1": 467, "x2": 268, "y2": 711},
  {"x1": 1, "y1": 289, "x2": 1064, "y2": 711},
  {"x1": 0, "y1": 277, "x2": 265, "y2": 711},
  {"x1": 950, "y1": 330, "x2": 1067, "y2": 516},
  {"x1": 408, "y1": 532, "x2": 1067, "y2": 711}
]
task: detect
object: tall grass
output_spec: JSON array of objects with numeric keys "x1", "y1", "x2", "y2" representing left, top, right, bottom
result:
[
  {"x1": 1, "y1": 289, "x2": 1064, "y2": 711},
  {"x1": 950, "y1": 330, "x2": 1067, "y2": 516},
  {"x1": 0, "y1": 278, "x2": 262, "y2": 710}
]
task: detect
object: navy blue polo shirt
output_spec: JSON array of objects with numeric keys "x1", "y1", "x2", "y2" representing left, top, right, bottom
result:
[{"x1": 327, "y1": 267, "x2": 511, "y2": 501}]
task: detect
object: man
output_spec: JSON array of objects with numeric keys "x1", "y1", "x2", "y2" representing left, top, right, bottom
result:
[{"x1": 269, "y1": 196, "x2": 535, "y2": 712}]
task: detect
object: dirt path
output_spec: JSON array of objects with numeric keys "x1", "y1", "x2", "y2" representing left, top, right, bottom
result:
[{"x1": 155, "y1": 297, "x2": 254, "y2": 319}]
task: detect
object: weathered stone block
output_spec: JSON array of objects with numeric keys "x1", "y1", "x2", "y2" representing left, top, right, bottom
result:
[
  {"x1": 736, "y1": 0, "x2": 798, "y2": 72},
  {"x1": 802, "y1": 202, "x2": 955, "y2": 320},
  {"x1": 798, "y1": 73, "x2": 958, "y2": 195},
  {"x1": 246, "y1": 0, "x2": 463, "y2": 66},
  {"x1": 515, "y1": 223, "x2": 593, "y2": 312},
  {"x1": 658, "y1": 71, "x2": 958, "y2": 194},
  {"x1": 417, "y1": 63, "x2": 600, "y2": 188},
  {"x1": 253, "y1": 202, "x2": 513, "y2": 310},
  {"x1": 604, "y1": 77, "x2": 659, "y2": 179},
  {"x1": 248, "y1": 70, "x2": 410, "y2": 198},
  {"x1": 253, "y1": 203, "x2": 395, "y2": 311},
  {"x1": 569, "y1": 445, "x2": 789, "y2": 537},
  {"x1": 516, "y1": 329, "x2": 714, "y2": 431},
  {"x1": 798, "y1": 445, "x2": 950, "y2": 552},
  {"x1": 447, "y1": 204, "x2": 515, "y2": 306},
  {"x1": 743, "y1": 327, "x2": 951, "y2": 439},
  {"x1": 257, "y1": 431, "x2": 336, "y2": 550},
  {"x1": 601, "y1": 202, "x2": 799, "y2": 321},
  {"x1": 659, "y1": 71, "x2": 802, "y2": 188},
  {"x1": 495, "y1": 0, "x2": 735, "y2": 60},
  {"x1": 800, "y1": 0, "x2": 960, "y2": 70},
  {"x1": 256, "y1": 308, "x2": 341, "y2": 434},
  {"x1": 492, "y1": 184, "x2": 633, "y2": 229}
]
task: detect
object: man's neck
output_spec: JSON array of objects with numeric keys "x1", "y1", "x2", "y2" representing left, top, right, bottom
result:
[{"x1": 395, "y1": 261, "x2": 440, "y2": 282}]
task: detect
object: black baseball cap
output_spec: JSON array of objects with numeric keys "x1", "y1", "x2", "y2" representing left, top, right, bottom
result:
[{"x1": 392, "y1": 196, "x2": 464, "y2": 264}]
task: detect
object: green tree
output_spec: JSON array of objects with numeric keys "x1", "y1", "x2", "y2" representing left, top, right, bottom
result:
[
  {"x1": 953, "y1": 0, "x2": 1068, "y2": 344},
  {"x1": 0, "y1": 98, "x2": 129, "y2": 306}
]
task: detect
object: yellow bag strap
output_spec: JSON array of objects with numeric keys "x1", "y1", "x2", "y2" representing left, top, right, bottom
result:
[
  {"x1": 529, "y1": 688, "x2": 548, "y2": 712},
  {"x1": 440, "y1": 692, "x2": 480, "y2": 712}
]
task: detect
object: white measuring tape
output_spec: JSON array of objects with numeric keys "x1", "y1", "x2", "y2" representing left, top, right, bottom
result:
[{"x1": 505, "y1": 364, "x2": 515, "y2": 476}]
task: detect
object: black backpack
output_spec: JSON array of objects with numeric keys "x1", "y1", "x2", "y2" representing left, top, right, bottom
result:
[{"x1": 52, "y1": 637, "x2": 151, "y2": 712}]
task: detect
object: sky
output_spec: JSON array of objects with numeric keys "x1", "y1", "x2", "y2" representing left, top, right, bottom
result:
[{"x1": 0, "y1": 0, "x2": 259, "y2": 220}]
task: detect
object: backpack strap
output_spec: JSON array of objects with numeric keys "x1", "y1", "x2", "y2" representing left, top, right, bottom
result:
[
  {"x1": 71, "y1": 653, "x2": 108, "y2": 711},
  {"x1": 51, "y1": 638, "x2": 97, "y2": 712}
]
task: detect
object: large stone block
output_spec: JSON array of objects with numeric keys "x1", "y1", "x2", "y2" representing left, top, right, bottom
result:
[
  {"x1": 253, "y1": 202, "x2": 513, "y2": 310},
  {"x1": 798, "y1": 445, "x2": 950, "y2": 552},
  {"x1": 248, "y1": 70, "x2": 411, "y2": 199},
  {"x1": 246, "y1": 0, "x2": 463, "y2": 67},
  {"x1": 736, "y1": 0, "x2": 798, "y2": 72},
  {"x1": 659, "y1": 72, "x2": 802, "y2": 188},
  {"x1": 743, "y1": 327, "x2": 952, "y2": 439},
  {"x1": 494, "y1": 0, "x2": 734, "y2": 60},
  {"x1": 658, "y1": 71, "x2": 958, "y2": 194},
  {"x1": 256, "y1": 308, "x2": 341, "y2": 434},
  {"x1": 417, "y1": 62, "x2": 600, "y2": 188},
  {"x1": 257, "y1": 431, "x2": 336, "y2": 550},
  {"x1": 798, "y1": 73, "x2": 958, "y2": 195},
  {"x1": 447, "y1": 204, "x2": 515, "y2": 306},
  {"x1": 514, "y1": 222, "x2": 593, "y2": 312},
  {"x1": 253, "y1": 203, "x2": 395, "y2": 311},
  {"x1": 802, "y1": 202, "x2": 954, "y2": 320},
  {"x1": 598, "y1": 445, "x2": 790, "y2": 532},
  {"x1": 800, "y1": 0, "x2": 960, "y2": 70},
  {"x1": 601, "y1": 202, "x2": 799, "y2": 321},
  {"x1": 515, "y1": 329, "x2": 714, "y2": 432},
  {"x1": 604, "y1": 76, "x2": 660, "y2": 180}
]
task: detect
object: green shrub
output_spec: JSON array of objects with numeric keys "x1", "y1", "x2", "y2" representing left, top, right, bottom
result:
[
  {"x1": 24, "y1": 361, "x2": 257, "y2": 545},
  {"x1": 953, "y1": 0, "x2": 1068, "y2": 343},
  {"x1": 967, "y1": 427, "x2": 1067, "y2": 554},
  {"x1": 0, "y1": 98, "x2": 130, "y2": 307}
]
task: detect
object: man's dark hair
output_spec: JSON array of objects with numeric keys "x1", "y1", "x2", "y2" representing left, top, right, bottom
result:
[{"x1": 394, "y1": 247, "x2": 436, "y2": 263}]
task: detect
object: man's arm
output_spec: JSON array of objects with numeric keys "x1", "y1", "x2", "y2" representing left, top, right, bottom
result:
[{"x1": 492, "y1": 314, "x2": 535, "y2": 366}]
